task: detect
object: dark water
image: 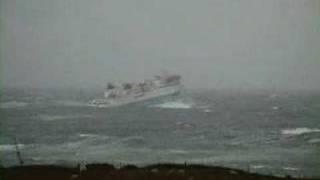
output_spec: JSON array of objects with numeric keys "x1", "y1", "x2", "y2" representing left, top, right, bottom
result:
[{"x1": 1, "y1": 88, "x2": 320, "y2": 177}]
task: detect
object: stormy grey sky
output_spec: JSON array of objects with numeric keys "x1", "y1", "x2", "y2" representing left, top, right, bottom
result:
[{"x1": 1, "y1": 0, "x2": 320, "y2": 90}]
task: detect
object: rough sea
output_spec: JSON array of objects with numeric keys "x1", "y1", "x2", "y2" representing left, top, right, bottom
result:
[{"x1": 1, "y1": 88, "x2": 320, "y2": 177}]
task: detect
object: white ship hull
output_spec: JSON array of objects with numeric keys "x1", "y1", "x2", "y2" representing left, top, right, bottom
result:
[{"x1": 89, "y1": 85, "x2": 182, "y2": 108}]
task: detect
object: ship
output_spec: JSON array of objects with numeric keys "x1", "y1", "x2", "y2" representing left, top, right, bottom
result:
[{"x1": 89, "y1": 74, "x2": 183, "y2": 107}]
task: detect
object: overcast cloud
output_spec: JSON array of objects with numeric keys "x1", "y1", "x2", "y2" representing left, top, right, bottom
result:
[{"x1": 1, "y1": 0, "x2": 320, "y2": 90}]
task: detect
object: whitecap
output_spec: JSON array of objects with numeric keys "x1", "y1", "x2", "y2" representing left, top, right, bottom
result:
[
  {"x1": 281, "y1": 128, "x2": 320, "y2": 136},
  {"x1": 283, "y1": 167, "x2": 299, "y2": 171},
  {"x1": 251, "y1": 165, "x2": 266, "y2": 169},
  {"x1": 88, "y1": 104, "x2": 109, "y2": 108},
  {"x1": 30, "y1": 157, "x2": 44, "y2": 162},
  {"x1": 151, "y1": 101, "x2": 193, "y2": 109},
  {"x1": 1, "y1": 101, "x2": 28, "y2": 109},
  {"x1": 79, "y1": 134, "x2": 100, "y2": 138},
  {"x1": 0, "y1": 144, "x2": 25, "y2": 151},
  {"x1": 37, "y1": 114, "x2": 93, "y2": 121},
  {"x1": 77, "y1": 134, "x2": 112, "y2": 144}
]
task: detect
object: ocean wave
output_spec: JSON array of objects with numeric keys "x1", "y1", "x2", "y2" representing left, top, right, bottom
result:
[
  {"x1": 87, "y1": 104, "x2": 110, "y2": 108},
  {"x1": 55, "y1": 100, "x2": 88, "y2": 107},
  {"x1": 281, "y1": 128, "x2": 320, "y2": 136},
  {"x1": 194, "y1": 104, "x2": 213, "y2": 113},
  {"x1": 117, "y1": 136, "x2": 145, "y2": 144},
  {"x1": 77, "y1": 134, "x2": 114, "y2": 145},
  {"x1": 168, "y1": 149, "x2": 188, "y2": 154},
  {"x1": 175, "y1": 121, "x2": 196, "y2": 128},
  {"x1": 151, "y1": 101, "x2": 193, "y2": 109},
  {"x1": 37, "y1": 114, "x2": 93, "y2": 121},
  {"x1": 202, "y1": 109, "x2": 212, "y2": 113},
  {"x1": 0, "y1": 144, "x2": 25, "y2": 151},
  {"x1": 38, "y1": 115, "x2": 67, "y2": 121},
  {"x1": 1, "y1": 101, "x2": 29, "y2": 109},
  {"x1": 308, "y1": 138, "x2": 320, "y2": 144}
]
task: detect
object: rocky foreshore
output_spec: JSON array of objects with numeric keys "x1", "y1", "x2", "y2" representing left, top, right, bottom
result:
[{"x1": 1, "y1": 163, "x2": 319, "y2": 180}]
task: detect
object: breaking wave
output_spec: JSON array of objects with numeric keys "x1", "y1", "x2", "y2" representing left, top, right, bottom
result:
[
  {"x1": 1, "y1": 101, "x2": 29, "y2": 109},
  {"x1": 281, "y1": 128, "x2": 320, "y2": 136}
]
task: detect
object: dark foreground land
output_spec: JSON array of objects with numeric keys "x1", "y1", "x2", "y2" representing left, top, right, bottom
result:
[{"x1": 1, "y1": 163, "x2": 319, "y2": 180}]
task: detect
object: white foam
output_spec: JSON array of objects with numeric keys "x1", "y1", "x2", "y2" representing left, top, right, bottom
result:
[
  {"x1": 1, "y1": 101, "x2": 28, "y2": 109},
  {"x1": 87, "y1": 104, "x2": 109, "y2": 108},
  {"x1": 151, "y1": 101, "x2": 193, "y2": 109},
  {"x1": 251, "y1": 165, "x2": 266, "y2": 169},
  {"x1": 38, "y1": 114, "x2": 93, "y2": 121},
  {"x1": 79, "y1": 134, "x2": 100, "y2": 138},
  {"x1": 281, "y1": 128, "x2": 320, "y2": 135},
  {"x1": 283, "y1": 167, "x2": 299, "y2": 171},
  {"x1": 0, "y1": 144, "x2": 25, "y2": 151}
]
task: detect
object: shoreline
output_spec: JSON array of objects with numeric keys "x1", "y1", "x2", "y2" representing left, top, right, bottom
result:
[{"x1": 1, "y1": 163, "x2": 319, "y2": 180}]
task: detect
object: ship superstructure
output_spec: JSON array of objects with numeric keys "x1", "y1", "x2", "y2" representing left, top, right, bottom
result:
[{"x1": 89, "y1": 74, "x2": 182, "y2": 107}]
